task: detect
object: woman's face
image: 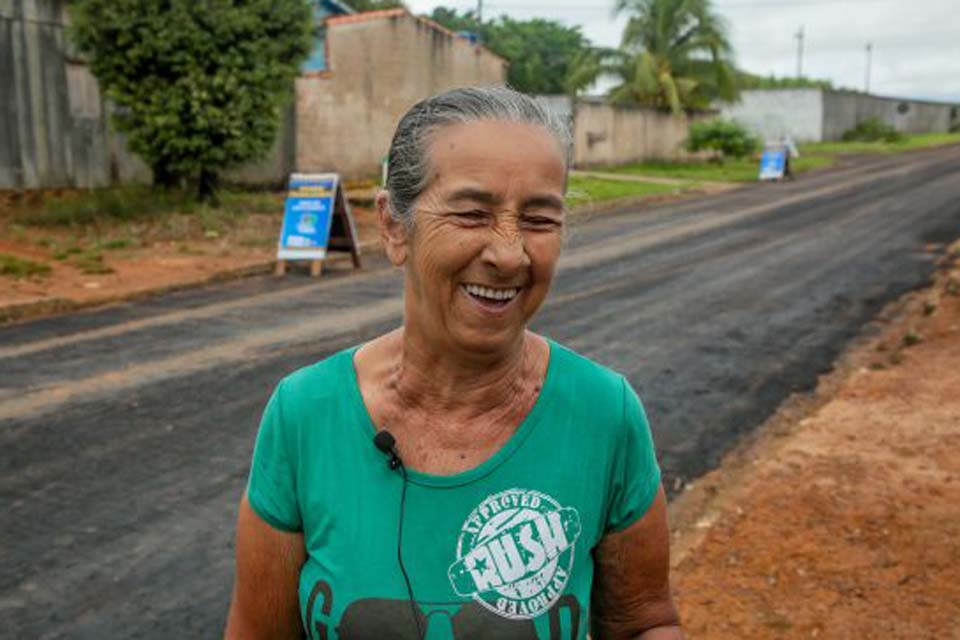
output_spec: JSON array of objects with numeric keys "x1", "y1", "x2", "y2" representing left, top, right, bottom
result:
[{"x1": 384, "y1": 119, "x2": 567, "y2": 357}]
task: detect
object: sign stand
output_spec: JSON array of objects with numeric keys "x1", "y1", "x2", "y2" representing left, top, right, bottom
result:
[
  {"x1": 758, "y1": 145, "x2": 788, "y2": 181},
  {"x1": 275, "y1": 173, "x2": 361, "y2": 277}
]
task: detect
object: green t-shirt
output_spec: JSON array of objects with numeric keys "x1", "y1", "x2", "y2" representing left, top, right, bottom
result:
[{"x1": 247, "y1": 339, "x2": 661, "y2": 640}]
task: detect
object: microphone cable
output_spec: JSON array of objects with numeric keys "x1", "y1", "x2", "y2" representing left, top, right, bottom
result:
[
  {"x1": 395, "y1": 459, "x2": 424, "y2": 640},
  {"x1": 374, "y1": 430, "x2": 423, "y2": 639}
]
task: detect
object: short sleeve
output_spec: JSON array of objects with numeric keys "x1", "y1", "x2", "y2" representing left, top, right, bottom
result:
[
  {"x1": 246, "y1": 380, "x2": 303, "y2": 532},
  {"x1": 604, "y1": 377, "x2": 662, "y2": 533}
]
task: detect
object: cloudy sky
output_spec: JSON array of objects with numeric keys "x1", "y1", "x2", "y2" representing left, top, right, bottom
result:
[{"x1": 406, "y1": 0, "x2": 960, "y2": 103}]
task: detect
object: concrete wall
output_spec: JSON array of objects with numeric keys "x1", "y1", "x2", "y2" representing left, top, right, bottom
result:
[
  {"x1": 572, "y1": 100, "x2": 711, "y2": 167},
  {"x1": 295, "y1": 11, "x2": 507, "y2": 179},
  {"x1": 0, "y1": 0, "x2": 150, "y2": 189},
  {"x1": 718, "y1": 89, "x2": 824, "y2": 143},
  {"x1": 719, "y1": 89, "x2": 960, "y2": 144},
  {"x1": 822, "y1": 91, "x2": 955, "y2": 141}
]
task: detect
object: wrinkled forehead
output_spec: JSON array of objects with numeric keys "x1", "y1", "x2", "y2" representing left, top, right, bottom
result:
[{"x1": 420, "y1": 119, "x2": 568, "y2": 202}]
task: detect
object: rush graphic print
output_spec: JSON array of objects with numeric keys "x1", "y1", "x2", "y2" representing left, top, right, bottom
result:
[{"x1": 449, "y1": 488, "x2": 581, "y2": 620}]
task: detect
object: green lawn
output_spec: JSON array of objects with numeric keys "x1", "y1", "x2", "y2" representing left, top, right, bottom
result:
[
  {"x1": 565, "y1": 175, "x2": 689, "y2": 207},
  {"x1": 801, "y1": 131, "x2": 960, "y2": 155},
  {"x1": 604, "y1": 131, "x2": 960, "y2": 184}
]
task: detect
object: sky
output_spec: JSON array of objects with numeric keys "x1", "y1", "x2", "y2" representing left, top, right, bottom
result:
[{"x1": 405, "y1": 0, "x2": 960, "y2": 103}]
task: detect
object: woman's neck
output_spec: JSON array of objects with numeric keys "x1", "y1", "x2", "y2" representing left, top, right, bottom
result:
[{"x1": 384, "y1": 326, "x2": 539, "y2": 421}]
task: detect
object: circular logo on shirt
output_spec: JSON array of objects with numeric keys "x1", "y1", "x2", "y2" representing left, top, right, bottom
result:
[{"x1": 447, "y1": 488, "x2": 582, "y2": 620}]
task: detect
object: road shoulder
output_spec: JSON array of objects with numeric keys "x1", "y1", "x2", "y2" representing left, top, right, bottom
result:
[{"x1": 668, "y1": 241, "x2": 960, "y2": 637}]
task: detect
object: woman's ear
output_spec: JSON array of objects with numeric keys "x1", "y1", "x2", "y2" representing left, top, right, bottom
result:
[{"x1": 376, "y1": 191, "x2": 408, "y2": 266}]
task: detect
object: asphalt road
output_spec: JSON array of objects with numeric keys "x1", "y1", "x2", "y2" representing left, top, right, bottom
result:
[{"x1": 2, "y1": 145, "x2": 959, "y2": 638}]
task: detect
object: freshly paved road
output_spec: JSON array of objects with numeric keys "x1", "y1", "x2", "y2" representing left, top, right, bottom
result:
[{"x1": 2, "y1": 145, "x2": 959, "y2": 638}]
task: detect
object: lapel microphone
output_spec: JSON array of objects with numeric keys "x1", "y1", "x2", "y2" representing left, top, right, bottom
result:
[
  {"x1": 372, "y1": 430, "x2": 423, "y2": 639},
  {"x1": 373, "y1": 430, "x2": 402, "y2": 470}
]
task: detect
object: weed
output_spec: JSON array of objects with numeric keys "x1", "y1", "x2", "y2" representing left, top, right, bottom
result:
[
  {"x1": 0, "y1": 253, "x2": 51, "y2": 278},
  {"x1": 902, "y1": 330, "x2": 923, "y2": 347},
  {"x1": 100, "y1": 238, "x2": 133, "y2": 251},
  {"x1": 923, "y1": 300, "x2": 938, "y2": 316},
  {"x1": 53, "y1": 246, "x2": 84, "y2": 261},
  {"x1": 71, "y1": 251, "x2": 113, "y2": 275}
]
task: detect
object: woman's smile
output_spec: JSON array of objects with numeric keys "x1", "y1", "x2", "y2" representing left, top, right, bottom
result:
[{"x1": 460, "y1": 283, "x2": 523, "y2": 315}]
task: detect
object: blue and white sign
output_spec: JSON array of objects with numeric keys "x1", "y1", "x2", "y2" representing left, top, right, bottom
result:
[
  {"x1": 758, "y1": 150, "x2": 787, "y2": 181},
  {"x1": 278, "y1": 174, "x2": 338, "y2": 260}
]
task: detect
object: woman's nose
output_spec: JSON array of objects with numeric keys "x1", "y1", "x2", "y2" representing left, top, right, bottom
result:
[{"x1": 481, "y1": 224, "x2": 530, "y2": 275}]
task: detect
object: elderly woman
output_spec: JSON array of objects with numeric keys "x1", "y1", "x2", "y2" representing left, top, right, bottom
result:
[{"x1": 225, "y1": 87, "x2": 682, "y2": 639}]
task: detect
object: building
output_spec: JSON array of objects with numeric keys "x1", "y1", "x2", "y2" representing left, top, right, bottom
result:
[
  {"x1": 293, "y1": 9, "x2": 506, "y2": 180},
  {"x1": 0, "y1": 1, "x2": 505, "y2": 189},
  {"x1": 718, "y1": 88, "x2": 960, "y2": 143}
]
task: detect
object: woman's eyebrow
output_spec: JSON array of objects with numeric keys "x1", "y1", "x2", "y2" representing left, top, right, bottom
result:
[
  {"x1": 522, "y1": 194, "x2": 565, "y2": 211},
  {"x1": 446, "y1": 188, "x2": 499, "y2": 206}
]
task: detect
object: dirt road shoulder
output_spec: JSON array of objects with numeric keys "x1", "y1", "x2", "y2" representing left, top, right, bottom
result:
[{"x1": 668, "y1": 242, "x2": 960, "y2": 637}]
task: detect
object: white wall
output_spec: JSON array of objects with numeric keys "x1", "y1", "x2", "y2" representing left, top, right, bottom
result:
[{"x1": 718, "y1": 89, "x2": 824, "y2": 143}]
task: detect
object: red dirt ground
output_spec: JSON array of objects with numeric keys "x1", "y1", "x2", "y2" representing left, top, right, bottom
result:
[{"x1": 669, "y1": 243, "x2": 960, "y2": 638}]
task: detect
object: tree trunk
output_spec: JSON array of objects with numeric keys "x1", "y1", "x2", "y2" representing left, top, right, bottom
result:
[
  {"x1": 153, "y1": 164, "x2": 179, "y2": 189},
  {"x1": 197, "y1": 168, "x2": 220, "y2": 206}
]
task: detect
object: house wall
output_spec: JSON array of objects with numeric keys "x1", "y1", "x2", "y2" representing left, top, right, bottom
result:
[{"x1": 295, "y1": 12, "x2": 507, "y2": 180}]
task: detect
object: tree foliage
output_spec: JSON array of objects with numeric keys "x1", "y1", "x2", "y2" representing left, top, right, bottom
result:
[
  {"x1": 737, "y1": 71, "x2": 836, "y2": 91},
  {"x1": 70, "y1": 0, "x2": 313, "y2": 200},
  {"x1": 427, "y1": 8, "x2": 594, "y2": 95},
  {"x1": 608, "y1": 0, "x2": 738, "y2": 113},
  {"x1": 687, "y1": 119, "x2": 760, "y2": 160},
  {"x1": 348, "y1": 0, "x2": 406, "y2": 12}
]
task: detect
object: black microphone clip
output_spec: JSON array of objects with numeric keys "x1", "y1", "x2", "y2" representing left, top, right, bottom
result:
[{"x1": 373, "y1": 430, "x2": 402, "y2": 470}]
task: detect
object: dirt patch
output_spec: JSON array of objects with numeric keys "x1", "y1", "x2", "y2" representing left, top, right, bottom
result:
[
  {"x1": 670, "y1": 243, "x2": 960, "y2": 637},
  {"x1": 0, "y1": 193, "x2": 381, "y2": 323}
]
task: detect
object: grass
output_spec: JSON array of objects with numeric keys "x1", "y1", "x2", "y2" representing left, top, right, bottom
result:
[
  {"x1": 566, "y1": 175, "x2": 687, "y2": 207},
  {"x1": 0, "y1": 253, "x2": 51, "y2": 278},
  {"x1": 604, "y1": 131, "x2": 960, "y2": 184},
  {"x1": 802, "y1": 131, "x2": 960, "y2": 155},
  {"x1": 13, "y1": 185, "x2": 283, "y2": 228}
]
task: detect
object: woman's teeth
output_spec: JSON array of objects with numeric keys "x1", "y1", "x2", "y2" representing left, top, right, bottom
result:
[{"x1": 463, "y1": 284, "x2": 520, "y2": 301}]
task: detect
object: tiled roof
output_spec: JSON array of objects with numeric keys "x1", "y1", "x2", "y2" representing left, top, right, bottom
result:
[{"x1": 325, "y1": 9, "x2": 506, "y2": 63}]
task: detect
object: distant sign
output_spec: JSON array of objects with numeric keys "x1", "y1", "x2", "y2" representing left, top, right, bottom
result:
[
  {"x1": 759, "y1": 150, "x2": 787, "y2": 181},
  {"x1": 278, "y1": 174, "x2": 337, "y2": 260}
]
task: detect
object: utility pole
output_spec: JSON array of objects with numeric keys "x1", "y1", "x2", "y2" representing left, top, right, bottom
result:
[
  {"x1": 477, "y1": 0, "x2": 483, "y2": 24},
  {"x1": 794, "y1": 25, "x2": 805, "y2": 79},
  {"x1": 865, "y1": 42, "x2": 873, "y2": 93}
]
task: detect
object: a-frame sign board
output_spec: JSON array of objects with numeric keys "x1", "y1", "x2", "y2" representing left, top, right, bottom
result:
[{"x1": 275, "y1": 173, "x2": 362, "y2": 277}]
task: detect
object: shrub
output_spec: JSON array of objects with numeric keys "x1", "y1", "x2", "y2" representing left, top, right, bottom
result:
[
  {"x1": 687, "y1": 119, "x2": 760, "y2": 161},
  {"x1": 841, "y1": 117, "x2": 903, "y2": 143},
  {"x1": 71, "y1": 0, "x2": 312, "y2": 201}
]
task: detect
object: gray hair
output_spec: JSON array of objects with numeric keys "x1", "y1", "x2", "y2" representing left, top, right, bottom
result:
[{"x1": 384, "y1": 86, "x2": 572, "y2": 225}]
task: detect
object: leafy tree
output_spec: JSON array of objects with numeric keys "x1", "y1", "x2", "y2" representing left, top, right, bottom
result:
[
  {"x1": 427, "y1": 7, "x2": 482, "y2": 34},
  {"x1": 427, "y1": 8, "x2": 593, "y2": 95},
  {"x1": 348, "y1": 0, "x2": 406, "y2": 11},
  {"x1": 737, "y1": 71, "x2": 836, "y2": 91},
  {"x1": 70, "y1": 0, "x2": 313, "y2": 201},
  {"x1": 608, "y1": 0, "x2": 738, "y2": 113},
  {"x1": 687, "y1": 119, "x2": 759, "y2": 161}
]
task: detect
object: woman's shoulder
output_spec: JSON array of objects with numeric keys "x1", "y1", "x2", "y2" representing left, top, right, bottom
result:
[
  {"x1": 547, "y1": 338, "x2": 628, "y2": 393},
  {"x1": 545, "y1": 338, "x2": 638, "y2": 422},
  {"x1": 271, "y1": 344, "x2": 360, "y2": 411}
]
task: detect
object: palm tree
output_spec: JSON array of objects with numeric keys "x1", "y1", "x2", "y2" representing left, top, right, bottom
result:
[{"x1": 608, "y1": 0, "x2": 738, "y2": 113}]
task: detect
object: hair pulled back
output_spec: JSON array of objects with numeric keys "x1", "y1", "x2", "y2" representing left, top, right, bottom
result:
[{"x1": 383, "y1": 86, "x2": 572, "y2": 225}]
